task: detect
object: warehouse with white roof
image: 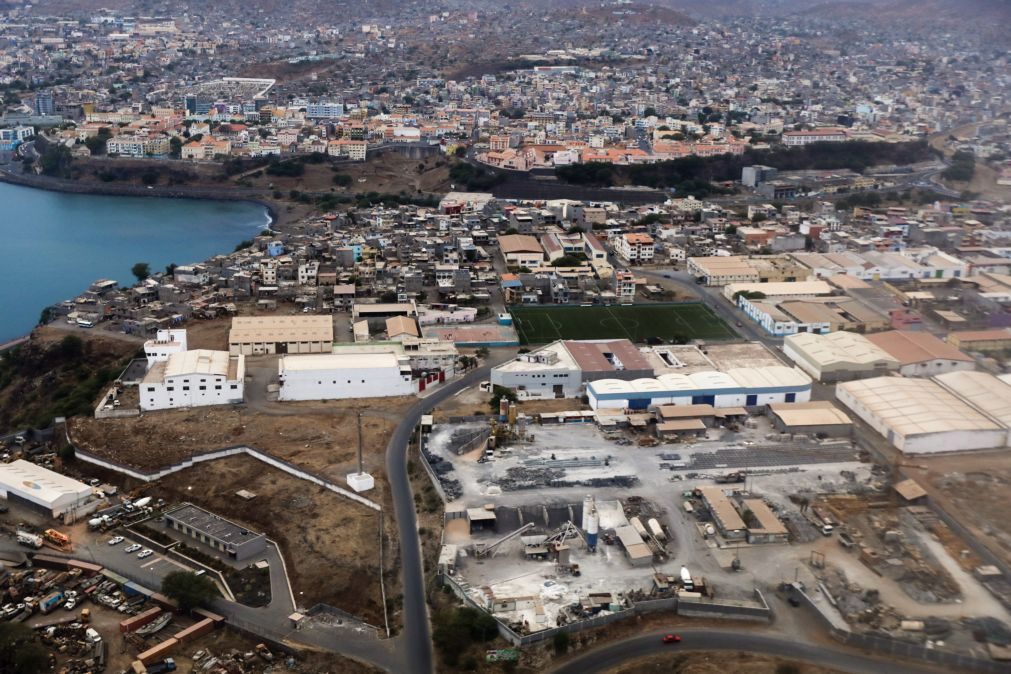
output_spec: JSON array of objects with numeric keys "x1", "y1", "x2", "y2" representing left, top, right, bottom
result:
[
  {"x1": 278, "y1": 352, "x2": 415, "y2": 401},
  {"x1": 783, "y1": 331, "x2": 899, "y2": 382},
  {"x1": 587, "y1": 366, "x2": 811, "y2": 410},
  {"x1": 0, "y1": 460, "x2": 93, "y2": 517},
  {"x1": 933, "y1": 371, "x2": 1011, "y2": 446},
  {"x1": 836, "y1": 376, "x2": 1007, "y2": 454},
  {"x1": 141, "y1": 349, "x2": 245, "y2": 411}
]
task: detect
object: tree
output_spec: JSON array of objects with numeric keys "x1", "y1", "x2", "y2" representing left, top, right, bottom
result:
[
  {"x1": 161, "y1": 571, "x2": 218, "y2": 610},
  {"x1": 131, "y1": 262, "x2": 151, "y2": 282},
  {"x1": 0, "y1": 622, "x2": 48, "y2": 673},
  {"x1": 169, "y1": 136, "x2": 183, "y2": 159},
  {"x1": 165, "y1": 263, "x2": 178, "y2": 276},
  {"x1": 553, "y1": 631, "x2": 571, "y2": 655},
  {"x1": 58, "y1": 335, "x2": 84, "y2": 359},
  {"x1": 332, "y1": 173, "x2": 353, "y2": 187}
]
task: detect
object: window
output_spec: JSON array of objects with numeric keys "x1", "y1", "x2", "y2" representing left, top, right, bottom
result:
[
  {"x1": 215, "y1": 385, "x2": 221, "y2": 390},
  {"x1": 199, "y1": 385, "x2": 206, "y2": 391},
  {"x1": 230, "y1": 384, "x2": 238, "y2": 390},
  {"x1": 182, "y1": 386, "x2": 190, "y2": 391},
  {"x1": 147, "y1": 386, "x2": 155, "y2": 392},
  {"x1": 166, "y1": 386, "x2": 174, "y2": 392}
]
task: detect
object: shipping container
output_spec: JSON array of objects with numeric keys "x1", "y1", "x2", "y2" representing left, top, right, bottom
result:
[
  {"x1": 172, "y1": 618, "x2": 214, "y2": 643},
  {"x1": 138, "y1": 637, "x2": 178, "y2": 665}
]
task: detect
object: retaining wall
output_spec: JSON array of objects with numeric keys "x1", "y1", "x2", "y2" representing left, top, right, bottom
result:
[{"x1": 69, "y1": 441, "x2": 380, "y2": 511}]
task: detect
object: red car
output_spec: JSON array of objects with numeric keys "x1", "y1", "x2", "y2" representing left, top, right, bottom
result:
[{"x1": 662, "y1": 634, "x2": 681, "y2": 644}]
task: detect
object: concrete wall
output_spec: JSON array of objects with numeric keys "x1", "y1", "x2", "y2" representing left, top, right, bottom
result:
[{"x1": 69, "y1": 439, "x2": 380, "y2": 512}]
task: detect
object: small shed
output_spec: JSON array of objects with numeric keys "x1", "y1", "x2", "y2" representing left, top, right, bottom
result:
[
  {"x1": 893, "y1": 478, "x2": 927, "y2": 504},
  {"x1": 656, "y1": 419, "x2": 707, "y2": 440}
]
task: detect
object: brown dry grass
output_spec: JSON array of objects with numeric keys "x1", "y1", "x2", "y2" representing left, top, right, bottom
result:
[
  {"x1": 149, "y1": 454, "x2": 387, "y2": 625},
  {"x1": 237, "y1": 151, "x2": 451, "y2": 196},
  {"x1": 68, "y1": 399, "x2": 418, "y2": 627},
  {"x1": 604, "y1": 652, "x2": 844, "y2": 674}
]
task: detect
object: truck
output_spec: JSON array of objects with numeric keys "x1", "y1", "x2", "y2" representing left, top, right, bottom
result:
[
  {"x1": 714, "y1": 471, "x2": 746, "y2": 484},
  {"x1": 146, "y1": 658, "x2": 177, "y2": 674},
  {"x1": 88, "y1": 515, "x2": 113, "y2": 530},
  {"x1": 43, "y1": 529, "x2": 71, "y2": 548},
  {"x1": 680, "y1": 566, "x2": 694, "y2": 592},
  {"x1": 40, "y1": 591, "x2": 64, "y2": 615},
  {"x1": 16, "y1": 531, "x2": 43, "y2": 549},
  {"x1": 811, "y1": 507, "x2": 835, "y2": 536}
]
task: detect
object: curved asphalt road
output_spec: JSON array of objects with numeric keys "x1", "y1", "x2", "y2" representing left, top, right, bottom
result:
[
  {"x1": 385, "y1": 350, "x2": 517, "y2": 674},
  {"x1": 552, "y1": 628, "x2": 942, "y2": 674}
]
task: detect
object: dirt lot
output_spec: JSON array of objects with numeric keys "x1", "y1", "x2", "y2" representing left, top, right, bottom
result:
[
  {"x1": 148, "y1": 454, "x2": 386, "y2": 625},
  {"x1": 902, "y1": 451, "x2": 1011, "y2": 566},
  {"x1": 68, "y1": 399, "x2": 416, "y2": 627},
  {"x1": 604, "y1": 652, "x2": 844, "y2": 674},
  {"x1": 238, "y1": 151, "x2": 452, "y2": 196}
]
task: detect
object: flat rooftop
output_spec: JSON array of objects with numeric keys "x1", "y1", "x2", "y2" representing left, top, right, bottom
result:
[
  {"x1": 165, "y1": 503, "x2": 263, "y2": 547},
  {"x1": 279, "y1": 352, "x2": 401, "y2": 371}
]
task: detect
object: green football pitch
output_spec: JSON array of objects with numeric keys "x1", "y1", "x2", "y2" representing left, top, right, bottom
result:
[{"x1": 509, "y1": 303, "x2": 738, "y2": 345}]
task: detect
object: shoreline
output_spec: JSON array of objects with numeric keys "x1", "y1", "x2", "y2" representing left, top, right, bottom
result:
[
  {"x1": 0, "y1": 167, "x2": 292, "y2": 345},
  {"x1": 0, "y1": 165, "x2": 284, "y2": 228}
]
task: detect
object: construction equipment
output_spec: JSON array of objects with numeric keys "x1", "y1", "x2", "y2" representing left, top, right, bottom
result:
[{"x1": 473, "y1": 522, "x2": 536, "y2": 558}]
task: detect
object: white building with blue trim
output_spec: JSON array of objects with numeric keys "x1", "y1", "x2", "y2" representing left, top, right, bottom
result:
[{"x1": 586, "y1": 366, "x2": 812, "y2": 411}]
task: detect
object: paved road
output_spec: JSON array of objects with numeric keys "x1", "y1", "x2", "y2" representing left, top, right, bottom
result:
[
  {"x1": 552, "y1": 628, "x2": 942, "y2": 674},
  {"x1": 385, "y1": 349, "x2": 517, "y2": 674}
]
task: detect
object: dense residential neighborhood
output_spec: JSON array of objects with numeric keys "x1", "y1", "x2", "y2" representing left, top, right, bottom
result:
[{"x1": 1, "y1": 1, "x2": 1011, "y2": 674}]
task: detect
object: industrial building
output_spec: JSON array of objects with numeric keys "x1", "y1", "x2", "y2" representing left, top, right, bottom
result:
[
  {"x1": 164, "y1": 503, "x2": 267, "y2": 561},
  {"x1": 783, "y1": 332, "x2": 900, "y2": 382},
  {"x1": 228, "y1": 316, "x2": 334, "y2": 355},
  {"x1": 864, "y1": 330, "x2": 974, "y2": 376},
  {"x1": 768, "y1": 401, "x2": 853, "y2": 438},
  {"x1": 836, "y1": 376, "x2": 1007, "y2": 454},
  {"x1": 490, "y1": 339, "x2": 653, "y2": 398},
  {"x1": 946, "y1": 329, "x2": 1011, "y2": 354},
  {"x1": 0, "y1": 460, "x2": 92, "y2": 517},
  {"x1": 613, "y1": 525, "x2": 653, "y2": 566},
  {"x1": 696, "y1": 486, "x2": 747, "y2": 541},
  {"x1": 722, "y1": 280, "x2": 834, "y2": 302},
  {"x1": 586, "y1": 366, "x2": 811, "y2": 411},
  {"x1": 741, "y1": 499, "x2": 790, "y2": 545},
  {"x1": 737, "y1": 295, "x2": 888, "y2": 337},
  {"x1": 933, "y1": 371, "x2": 1011, "y2": 445},
  {"x1": 277, "y1": 352, "x2": 415, "y2": 401},
  {"x1": 140, "y1": 350, "x2": 245, "y2": 411}
]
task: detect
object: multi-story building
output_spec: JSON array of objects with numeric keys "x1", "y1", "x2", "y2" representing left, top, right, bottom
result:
[
  {"x1": 140, "y1": 350, "x2": 245, "y2": 411},
  {"x1": 613, "y1": 270, "x2": 636, "y2": 302},
  {"x1": 614, "y1": 233, "x2": 655, "y2": 264}
]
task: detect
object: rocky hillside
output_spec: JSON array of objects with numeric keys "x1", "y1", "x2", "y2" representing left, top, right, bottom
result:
[{"x1": 0, "y1": 330, "x2": 137, "y2": 432}]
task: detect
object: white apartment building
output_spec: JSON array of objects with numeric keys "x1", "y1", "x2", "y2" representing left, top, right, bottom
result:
[
  {"x1": 614, "y1": 233, "x2": 655, "y2": 263},
  {"x1": 140, "y1": 350, "x2": 245, "y2": 411},
  {"x1": 614, "y1": 270, "x2": 636, "y2": 302}
]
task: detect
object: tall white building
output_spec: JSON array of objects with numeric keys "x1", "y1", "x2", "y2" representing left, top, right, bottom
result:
[
  {"x1": 143, "y1": 329, "x2": 188, "y2": 366},
  {"x1": 140, "y1": 350, "x2": 245, "y2": 411}
]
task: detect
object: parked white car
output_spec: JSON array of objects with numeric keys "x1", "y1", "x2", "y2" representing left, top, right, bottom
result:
[
  {"x1": 137, "y1": 549, "x2": 154, "y2": 559},
  {"x1": 124, "y1": 544, "x2": 141, "y2": 553},
  {"x1": 108, "y1": 536, "x2": 125, "y2": 546}
]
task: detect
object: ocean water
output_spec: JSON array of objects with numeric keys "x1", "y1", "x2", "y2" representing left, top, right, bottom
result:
[{"x1": 0, "y1": 182, "x2": 270, "y2": 342}]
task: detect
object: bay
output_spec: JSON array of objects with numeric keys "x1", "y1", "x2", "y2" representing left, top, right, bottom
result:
[{"x1": 0, "y1": 182, "x2": 270, "y2": 343}]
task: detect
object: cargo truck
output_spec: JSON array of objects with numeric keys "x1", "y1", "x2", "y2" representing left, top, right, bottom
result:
[
  {"x1": 680, "y1": 566, "x2": 694, "y2": 592},
  {"x1": 16, "y1": 531, "x2": 43, "y2": 549},
  {"x1": 40, "y1": 591, "x2": 64, "y2": 614}
]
